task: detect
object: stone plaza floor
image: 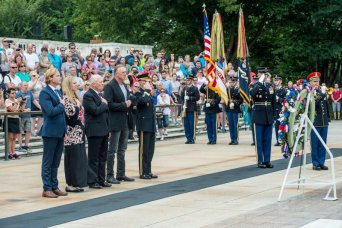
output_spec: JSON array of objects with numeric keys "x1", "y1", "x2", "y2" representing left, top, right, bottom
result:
[{"x1": 0, "y1": 121, "x2": 342, "y2": 228}]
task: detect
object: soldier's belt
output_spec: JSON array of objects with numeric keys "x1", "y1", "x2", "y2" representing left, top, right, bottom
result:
[{"x1": 254, "y1": 102, "x2": 272, "y2": 106}]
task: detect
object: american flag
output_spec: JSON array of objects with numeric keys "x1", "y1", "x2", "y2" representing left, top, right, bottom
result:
[{"x1": 203, "y1": 8, "x2": 216, "y2": 85}]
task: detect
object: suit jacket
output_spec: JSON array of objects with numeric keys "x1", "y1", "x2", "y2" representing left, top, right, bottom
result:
[
  {"x1": 199, "y1": 84, "x2": 221, "y2": 113},
  {"x1": 39, "y1": 85, "x2": 66, "y2": 138},
  {"x1": 250, "y1": 82, "x2": 275, "y2": 125},
  {"x1": 181, "y1": 85, "x2": 200, "y2": 112},
  {"x1": 226, "y1": 86, "x2": 243, "y2": 113},
  {"x1": 82, "y1": 88, "x2": 110, "y2": 137},
  {"x1": 135, "y1": 88, "x2": 156, "y2": 132},
  {"x1": 104, "y1": 79, "x2": 129, "y2": 131}
]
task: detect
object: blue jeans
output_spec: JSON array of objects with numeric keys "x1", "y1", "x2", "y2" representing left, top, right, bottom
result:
[
  {"x1": 255, "y1": 124, "x2": 272, "y2": 164},
  {"x1": 184, "y1": 112, "x2": 195, "y2": 142},
  {"x1": 205, "y1": 112, "x2": 217, "y2": 143},
  {"x1": 41, "y1": 137, "x2": 64, "y2": 191},
  {"x1": 227, "y1": 112, "x2": 239, "y2": 142},
  {"x1": 311, "y1": 127, "x2": 328, "y2": 166}
]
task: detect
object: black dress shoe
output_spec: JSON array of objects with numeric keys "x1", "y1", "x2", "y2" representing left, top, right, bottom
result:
[
  {"x1": 65, "y1": 186, "x2": 82, "y2": 193},
  {"x1": 312, "y1": 165, "x2": 321, "y2": 171},
  {"x1": 89, "y1": 183, "x2": 102, "y2": 189},
  {"x1": 274, "y1": 142, "x2": 280, "y2": 146},
  {"x1": 265, "y1": 163, "x2": 274, "y2": 168},
  {"x1": 117, "y1": 176, "x2": 135, "y2": 182},
  {"x1": 100, "y1": 182, "x2": 112, "y2": 187},
  {"x1": 229, "y1": 142, "x2": 233, "y2": 145},
  {"x1": 185, "y1": 141, "x2": 190, "y2": 144},
  {"x1": 207, "y1": 141, "x2": 212, "y2": 145},
  {"x1": 320, "y1": 165, "x2": 329, "y2": 170},
  {"x1": 149, "y1": 173, "x2": 158, "y2": 178},
  {"x1": 231, "y1": 142, "x2": 238, "y2": 145},
  {"x1": 257, "y1": 163, "x2": 266, "y2": 168},
  {"x1": 251, "y1": 142, "x2": 255, "y2": 146},
  {"x1": 188, "y1": 141, "x2": 195, "y2": 144},
  {"x1": 211, "y1": 141, "x2": 216, "y2": 145},
  {"x1": 107, "y1": 177, "x2": 121, "y2": 184},
  {"x1": 140, "y1": 174, "x2": 152, "y2": 180}
]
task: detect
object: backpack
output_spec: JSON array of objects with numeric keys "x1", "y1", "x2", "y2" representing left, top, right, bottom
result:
[{"x1": 1, "y1": 74, "x2": 12, "y2": 99}]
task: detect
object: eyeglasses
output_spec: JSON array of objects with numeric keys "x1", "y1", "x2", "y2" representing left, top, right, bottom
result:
[
  {"x1": 60, "y1": 49, "x2": 65, "y2": 52},
  {"x1": 87, "y1": 59, "x2": 92, "y2": 61},
  {"x1": 11, "y1": 66, "x2": 18, "y2": 69},
  {"x1": 70, "y1": 47, "x2": 75, "y2": 50},
  {"x1": 20, "y1": 65, "x2": 25, "y2": 67}
]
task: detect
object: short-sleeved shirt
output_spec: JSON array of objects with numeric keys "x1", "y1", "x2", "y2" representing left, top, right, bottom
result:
[
  {"x1": 16, "y1": 72, "x2": 30, "y2": 82},
  {"x1": 61, "y1": 62, "x2": 77, "y2": 77},
  {"x1": 5, "y1": 99, "x2": 19, "y2": 118},
  {"x1": 4, "y1": 74, "x2": 22, "y2": 87},
  {"x1": 16, "y1": 90, "x2": 33, "y2": 118},
  {"x1": 332, "y1": 90, "x2": 342, "y2": 101},
  {"x1": 24, "y1": 52, "x2": 39, "y2": 69}
]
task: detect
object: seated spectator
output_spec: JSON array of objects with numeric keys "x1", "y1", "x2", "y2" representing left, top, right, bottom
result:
[
  {"x1": 16, "y1": 63, "x2": 30, "y2": 82},
  {"x1": 5, "y1": 88, "x2": 27, "y2": 160},
  {"x1": 156, "y1": 88, "x2": 170, "y2": 140},
  {"x1": 16, "y1": 82, "x2": 34, "y2": 152},
  {"x1": 28, "y1": 71, "x2": 43, "y2": 136}
]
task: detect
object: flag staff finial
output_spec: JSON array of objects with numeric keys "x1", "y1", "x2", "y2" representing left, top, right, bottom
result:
[{"x1": 202, "y1": 3, "x2": 206, "y2": 8}]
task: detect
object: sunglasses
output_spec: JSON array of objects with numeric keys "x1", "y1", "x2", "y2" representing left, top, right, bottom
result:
[
  {"x1": 10, "y1": 92, "x2": 16, "y2": 94},
  {"x1": 20, "y1": 65, "x2": 25, "y2": 67},
  {"x1": 11, "y1": 67, "x2": 18, "y2": 69},
  {"x1": 87, "y1": 59, "x2": 92, "y2": 61},
  {"x1": 60, "y1": 49, "x2": 65, "y2": 52}
]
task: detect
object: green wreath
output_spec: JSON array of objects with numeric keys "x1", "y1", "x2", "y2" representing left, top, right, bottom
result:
[{"x1": 278, "y1": 82, "x2": 316, "y2": 158}]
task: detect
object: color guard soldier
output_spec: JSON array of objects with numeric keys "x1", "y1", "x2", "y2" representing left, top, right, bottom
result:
[
  {"x1": 135, "y1": 73, "x2": 158, "y2": 179},
  {"x1": 226, "y1": 75, "x2": 243, "y2": 145},
  {"x1": 308, "y1": 72, "x2": 330, "y2": 171},
  {"x1": 248, "y1": 73, "x2": 258, "y2": 146},
  {"x1": 181, "y1": 73, "x2": 200, "y2": 144},
  {"x1": 250, "y1": 67, "x2": 276, "y2": 168},
  {"x1": 199, "y1": 80, "x2": 221, "y2": 144},
  {"x1": 273, "y1": 75, "x2": 287, "y2": 146}
]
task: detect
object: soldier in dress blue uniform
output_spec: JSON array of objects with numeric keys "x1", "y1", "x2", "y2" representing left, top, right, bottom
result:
[
  {"x1": 248, "y1": 73, "x2": 259, "y2": 146},
  {"x1": 308, "y1": 72, "x2": 330, "y2": 171},
  {"x1": 249, "y1": 67, "x2": 276, "y2": 168},
  {"x1": 273, "y1": 75, "x2": 287, "y2": 146},
  {"x1": 181, "y1": 74, "x2": 200, "y2": 144},
  {"x1": 226, "y1": 75, "x2": 243, "y2": 145},
  {"x1": 135, "y1": 73, "x2": 158, "y2": 179},
  {"x1": 200, "y1": 80, "x2": 221, "y2": 144}
]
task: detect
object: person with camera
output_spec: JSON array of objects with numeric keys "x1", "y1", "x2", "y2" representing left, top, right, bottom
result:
[
  {"x1": 16, "y1": 82, "x2": 34, "y2": 152},
  {"x1": 135, "y1": 72, "x2": 157, "y2": 179},
  {"x1": 200, "y1": 80, "x2": 221, "y2": 144},
  {"x1": 249, "y1": 67, "x2": 276, "y2": 168},
  {"x1": 104, "y1": 66, "x2": 135, "y2": 184},
  {"x1": 181, "y1": 73, "x2": 200, "y2": 144},
  {"x1": 226, "y1": 75, "x2": 243, "y2": 145},
  {"x1": 4, "y1": 88, "x2": 28, "y2": 160}
]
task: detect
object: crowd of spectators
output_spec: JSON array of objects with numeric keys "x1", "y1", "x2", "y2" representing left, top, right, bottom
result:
[{"x1": 1, "y1": 37, "x2": 341, "y2": 160}]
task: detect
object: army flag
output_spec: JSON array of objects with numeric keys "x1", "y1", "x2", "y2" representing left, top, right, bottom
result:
[{"x1": 237, "y1": 7, "x2": 251, "y2": 106}]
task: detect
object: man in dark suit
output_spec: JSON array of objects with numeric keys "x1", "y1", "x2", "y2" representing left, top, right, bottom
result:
[
  {"x1": 181, "y1": 74, "x2": 200, "y2": 144},
  {"x1": 83, "y1": 75, "x2": 112, "y2": 189},
  {"x1": 39, "y1": 68, "x2": 67, "y2": 198},
  {"x1": 250, "y1": 67, "x2": 276, "y2": 168},
  {"x1": 135, "y1": 72, "x2": 158, "y2": 180},
  {"x1": 104, "y1": 66, "x2": 135, "y2": 184}
]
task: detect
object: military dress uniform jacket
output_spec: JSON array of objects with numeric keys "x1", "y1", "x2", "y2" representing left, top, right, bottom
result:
[
  {"x1": 313, "y1": 90, "x2": 330, "y2": 127},
  {"x1": 250, "y1": 82, "x2": 275, "y2": 125},
  {"x1": 181, "y1": 85, "x2": 200, "y2": 112},
  {"x1": 135, "y1": 88, "x2": 156, "y2": 133},
  {"x1": 226, "y1": 86, "x2": 243, "y2": 113},
  {"x1": 199, "y1": 84, "x2": 221, "y2": 113},
  {"x1": 274, "y1": 86, "x2": 287, "y2": 118}
]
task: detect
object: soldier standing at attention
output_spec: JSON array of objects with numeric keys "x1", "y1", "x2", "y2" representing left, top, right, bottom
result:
[
  {"x1": 273, "y1": 75, "x2": 287, "y2": 146},
  {"x1": 226, "y1": 75, "x2": 243, "y2": 145},
  {"x1": 249, "y1": 67, "x2": 276, "y2": 168},
  {"x1": 199, "y1": 80, "x2": 221, "y2": 145},
  {"x1": 308, "y1": 72, "x2": 330, "y2": 171},
  {"x1": 181, "y1": 74, "x2": 200, "y2": 144},
  {"x1": 135, "y1": 73, "x2": 158, "y2": 180}
]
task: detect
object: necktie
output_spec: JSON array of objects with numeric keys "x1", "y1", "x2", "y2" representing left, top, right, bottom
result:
[
  {"x1": 98, "y1": 92, "x2": 103, "y2": 98},
  {"x1": 54, "y1": 89, "x2": 61, "y2": 99}
]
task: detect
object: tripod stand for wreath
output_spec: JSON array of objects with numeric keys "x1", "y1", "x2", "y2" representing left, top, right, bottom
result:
[{"x1": 278, "y1": 88, "x2": 337, "y2": 201}]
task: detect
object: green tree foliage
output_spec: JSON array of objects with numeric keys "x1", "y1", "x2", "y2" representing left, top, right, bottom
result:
[{"x1": 0, "y1": 0, "x2": 340, "y2": 83}]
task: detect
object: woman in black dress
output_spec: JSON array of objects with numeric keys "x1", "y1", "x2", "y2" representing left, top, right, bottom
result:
[{"x1": 62, "y1": 76, "x2": 88, "y2": 192}]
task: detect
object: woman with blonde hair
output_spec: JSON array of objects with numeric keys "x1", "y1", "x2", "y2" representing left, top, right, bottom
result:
[{"x1": 62, "y1": 76, "x2": 88, "y2": 192}]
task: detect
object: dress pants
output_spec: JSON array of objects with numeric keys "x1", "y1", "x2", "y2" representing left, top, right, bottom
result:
[
  {"x1": 255, "y1": 124, "x2": 273, "y2": 164},
  {"x1": 227, "y1": 112, "x2": 239, "y2": 143},
  {"x1": 310, "y1": 127, "x2": 328, "y2": 166},
  {"x1": 249, "y1": 111, "x2": 255, "y2": 143},
  {"x1": 184, "y1": 111, "x2": 195, "y2": 142},
  {"x1": 138, "y1": 131, "x2": 155, "y2": 176},
  {"x1": 41, "y1": 137, "x2": 64, "y2": 191},
  {"x1": 274, "y1": 120, "x2": 280, "y2": 143},
  {"x1": 205, "y1": 112, "x2": 217, "y2": 143},
  {"x1": 107, "y1": 129, "x2": 129, "y2": 179},
  {"x1": 87, "y1": 136, "x2": 108, "y2": 185}
]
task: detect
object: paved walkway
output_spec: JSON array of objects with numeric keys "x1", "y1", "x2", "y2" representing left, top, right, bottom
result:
[{"x1": 0, "y1": 121, "x2": 342, "y2": 227}]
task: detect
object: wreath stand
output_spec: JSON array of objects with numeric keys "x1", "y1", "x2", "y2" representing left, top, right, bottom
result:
[{"x1": 278, "y1": 92, "x2": 337, "y2": 201}]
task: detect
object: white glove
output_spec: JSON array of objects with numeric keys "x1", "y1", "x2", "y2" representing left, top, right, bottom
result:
[
  {"x1": 225, "y1": 82, "x2": 230, "y2": 88},
  {"x1": 259, "y1": 74, "x2": 265, "y2": 83},
  {"x1": 229, "y1": 102, "x2": 235, "y2": 109},
  {"x1": 184, "y1": 96, "x2": 189, "y2": 100},
  {"x1": 205, "y1": 103, "x2": 211, "y2": 108},
  {"x1": 204, "y1": 80, "x2": 209, "y2": 86},
  {"x1": 321, "y1": 86, "x2": 327, "y2": 94}
]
